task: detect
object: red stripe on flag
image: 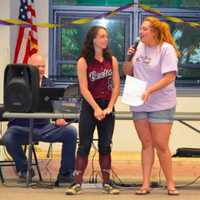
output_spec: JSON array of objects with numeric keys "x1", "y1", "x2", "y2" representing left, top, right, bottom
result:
[
  {"x1": 23, "y1": 33, "x2": 31, "y2": 64},
  {"x1": 28, "y1": 5, "x2": 36, "y2": 17},
  {"x1": 13, "y1": 27, "x2": 25, "y2": 64},
  {"x1": 13, "y1": 0, "x2": 38, "y2": 64}
]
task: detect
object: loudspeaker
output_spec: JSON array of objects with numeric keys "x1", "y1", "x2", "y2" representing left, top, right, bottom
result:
[
  {"x1": 173, "y1": 148, "x2": 200, "y2": 157},
  {"x1": 4, "y1": 64, "x2": 40, "y2": 112}
]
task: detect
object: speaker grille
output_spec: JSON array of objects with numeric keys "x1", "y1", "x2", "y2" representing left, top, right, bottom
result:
[
  {"x1": 5, "y1": 78, "x2": 32, "y2": 112},
  {"x1": 4, "y1": 64, "x2": 39, "y2": 113}
]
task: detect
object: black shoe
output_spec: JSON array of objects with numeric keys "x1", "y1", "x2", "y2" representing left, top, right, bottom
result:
[
  {"x1": 17, "y1": 168, "x2": 35, "y2": 180},
  {"x1": 55, "y1": 173, "x2": 74, "y2": 187}
]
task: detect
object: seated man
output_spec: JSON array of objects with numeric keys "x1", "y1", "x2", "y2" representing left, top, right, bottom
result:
[{"x1": 2, "y1": 53, "x2": 77, "y2": 185}]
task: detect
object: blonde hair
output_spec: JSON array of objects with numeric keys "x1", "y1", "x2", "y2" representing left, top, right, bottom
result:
[{"x1": 144, "y1": 16, "x2": 180, "y2": 57}]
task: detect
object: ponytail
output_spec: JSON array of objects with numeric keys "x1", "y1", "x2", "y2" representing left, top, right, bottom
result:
[
  {"x1": 144, "y1": 16, "x2": 181, "y2": 57},
  {"x1": 160, "y1": 21, "x2": 181, "y2": 57}
]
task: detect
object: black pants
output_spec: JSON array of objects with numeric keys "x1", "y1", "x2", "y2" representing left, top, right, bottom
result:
[{"x1": 77, "y1": 99, "x2": 115, "y2": 156}]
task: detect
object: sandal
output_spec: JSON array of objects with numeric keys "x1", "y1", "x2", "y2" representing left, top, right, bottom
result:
[
  {"x1": 168, "y1": 189, "x2": 180, "y2": 196},
  {"x1": 135, "y1": 188, "x2": 150, "y2": 195}
]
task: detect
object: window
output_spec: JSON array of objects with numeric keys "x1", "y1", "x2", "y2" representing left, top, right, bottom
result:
[
  {"x1": 49, "y1": 6, "x2": 133, "y2": 84},
  {"x1": 52, "y1": 0, "x2": 133, "y2": 6},
  {"x1": 50, "y1": 1, "x2": 200, "y2": 95},
  {"x1": 140, "y1": 10, "x2": 200, "y2": 88},
  {"x1": 140, "y1": 0, "x2": 200, "y2": 8},
  {"x1": 171, "y1": 18, "x2": 200, "y2": 87}
]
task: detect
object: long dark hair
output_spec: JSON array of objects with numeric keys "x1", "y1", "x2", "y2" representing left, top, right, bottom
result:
[{"x1": 79, "y1": 26, "x2": 112, "y2": 63}]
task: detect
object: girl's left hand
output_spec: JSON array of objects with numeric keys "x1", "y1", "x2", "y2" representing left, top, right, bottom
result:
[
  {"x1": 55, "y1": 119, "x2": 66, "y2": 126},
  {"x1": 103, "y1": 107, "x2": 113, "y2": 115},
  {"x1": 142, "y1": 89, "x2": 151, "y2": 103}
]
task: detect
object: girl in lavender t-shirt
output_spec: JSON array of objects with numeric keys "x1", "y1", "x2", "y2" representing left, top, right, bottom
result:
[
  {"x1": 132, "y1": 41, "x2": 178, "y2": 112},
  {"x1": 123, "y1": 16, "x2": 180, "y2": 196}
]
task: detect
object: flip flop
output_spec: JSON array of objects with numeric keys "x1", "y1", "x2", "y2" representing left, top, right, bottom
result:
[
  {"x1": 135, "y1": 188, "x2": 150, "y2": 195},
  {"x1": 168, "y1": 189, "x2": 180, "y2": 196}
]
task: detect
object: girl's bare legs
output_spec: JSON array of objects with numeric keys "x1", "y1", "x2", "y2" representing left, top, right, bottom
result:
[
  {"x1": 150, "y1": 123, "x2": 176, "y2": 190},
  {"x1": 134, "y1": 119, "x2": 154, "y2": 189}
]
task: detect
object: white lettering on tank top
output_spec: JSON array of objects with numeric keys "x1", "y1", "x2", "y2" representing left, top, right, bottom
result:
[{"x1": 89, "y1": 69, "x2": 112, "y2": 82}]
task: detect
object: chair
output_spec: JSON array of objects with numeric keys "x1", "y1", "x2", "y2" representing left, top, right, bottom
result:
[
  {"x1": 0, "y1": 137, "x2": 42, "y2": 184},
  {"x1": 0, "y1": 104, "x2": 43, "y2": 184}
]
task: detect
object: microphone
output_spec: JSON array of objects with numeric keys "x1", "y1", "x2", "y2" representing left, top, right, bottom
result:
[{"x1": 126, "y1": 37, "x2": 140, "y2": 61}]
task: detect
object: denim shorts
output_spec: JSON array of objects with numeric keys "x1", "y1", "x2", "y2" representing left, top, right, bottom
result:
[{"x1": 132, "y1": 107, "x2": 176, "y2": 123}]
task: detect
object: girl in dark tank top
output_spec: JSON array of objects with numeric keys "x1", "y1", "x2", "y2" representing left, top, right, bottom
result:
[{"x1": 66, "y1": 26, "x2": 120, "y2": 195}]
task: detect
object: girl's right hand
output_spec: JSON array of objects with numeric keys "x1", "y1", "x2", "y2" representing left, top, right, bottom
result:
[
  {"x1": 126, "y1": 45, "x2": 136, "y2": 61},
  {"x1": 94, "y1": 107, "x2": 105, "y2": 121}
]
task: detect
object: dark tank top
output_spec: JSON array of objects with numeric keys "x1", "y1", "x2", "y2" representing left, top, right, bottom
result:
[{"x1": 87, "y1": 58, "x2": 113, "y2": 100}]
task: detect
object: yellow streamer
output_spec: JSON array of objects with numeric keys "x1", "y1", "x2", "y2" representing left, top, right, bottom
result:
[
  {"x1": 70, "y1": 18, "x2": 93, "y2": 25},
  {"x1": 165, "y1": 16, "x2": 184, "y2": 23},
  {"x1": 0, "y1": 3, "x2": 199, "y2": 29},
  {"x1": 34, "y1": 22, "x2": 61, "y2": 28},
  {"x1": 140, "y1": 4, "x2": 161, "y2": 14},
  {"x1": 3, "y1": 18, "x2": 29, "y2": 25}
]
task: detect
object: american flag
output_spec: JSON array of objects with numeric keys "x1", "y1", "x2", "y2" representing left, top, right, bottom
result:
[{"x1": 13, "y1": 0, "x2": 38, "y2": 64}]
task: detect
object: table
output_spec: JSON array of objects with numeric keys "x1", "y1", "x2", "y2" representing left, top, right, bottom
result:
[{"x1": 2, "y1": 111, "x2": 200, "y2": 186}]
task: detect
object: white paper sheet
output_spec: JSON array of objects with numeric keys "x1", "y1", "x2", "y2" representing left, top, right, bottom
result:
[{"x1": 122, "y1": 75, "x2": 147, "y2": 106}]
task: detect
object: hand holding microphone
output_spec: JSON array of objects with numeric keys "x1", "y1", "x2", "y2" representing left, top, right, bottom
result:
[{"x1": 126, "y1": 37, "x2": 140, "y2": 61}]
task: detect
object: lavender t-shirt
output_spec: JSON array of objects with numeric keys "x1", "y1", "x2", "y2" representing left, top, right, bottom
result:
[{"x1": 131, "y1": 42, "x2": 178, "y2": 112}]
